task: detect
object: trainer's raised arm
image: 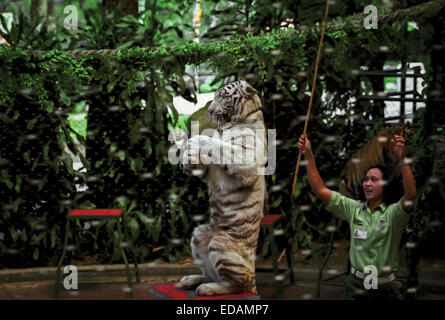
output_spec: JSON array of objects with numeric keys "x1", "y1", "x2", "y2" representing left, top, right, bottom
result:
[
  {"x1": 297, "y1": 134, "x2": 332, "y2": 205},
  {"x1": 390, "y1": 134, "x2": 417, "y2": 212}
]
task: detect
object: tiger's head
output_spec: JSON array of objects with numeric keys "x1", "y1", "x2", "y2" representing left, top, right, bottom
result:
[{"x1": 207, "y1": 80, "x2": 260, "y2": 127}]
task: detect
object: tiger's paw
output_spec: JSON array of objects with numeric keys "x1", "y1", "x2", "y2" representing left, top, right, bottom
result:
[
  {"x1": 180, "y1": 275, "x2": 210, "y2": 289},
  {"x1": 196, "y1": 282, "x2": 231, "y2": 296}
]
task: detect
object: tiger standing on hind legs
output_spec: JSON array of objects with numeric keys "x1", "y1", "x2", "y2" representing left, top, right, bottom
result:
[
  {"x1": 298, "y1": 133, "x2": 416, "y2": 300},
  {"x1": 179, "y1": 80, "x2": 267, "y2": 296}
]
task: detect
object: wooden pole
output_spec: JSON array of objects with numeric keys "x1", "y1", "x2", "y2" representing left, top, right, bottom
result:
[{"x1": 292, "y1": 0, "x2": 330, "y2": 196}]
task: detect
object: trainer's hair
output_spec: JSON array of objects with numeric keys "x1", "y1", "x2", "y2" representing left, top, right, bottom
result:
[{"x1": 358, "y1": 165, "x2": 402, "y2": 205}]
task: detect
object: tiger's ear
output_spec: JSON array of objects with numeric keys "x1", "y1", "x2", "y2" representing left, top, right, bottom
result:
[{"x1": 244, "y1": 83, "x2": 259, "y2": 99}]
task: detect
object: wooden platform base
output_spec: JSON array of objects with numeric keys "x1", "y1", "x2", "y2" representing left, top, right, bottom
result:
[{"x1": 149, "y1": 283, "x2": 260, "y2": 300}]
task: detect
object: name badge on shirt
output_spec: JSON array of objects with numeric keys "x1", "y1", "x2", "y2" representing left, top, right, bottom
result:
[{"x1": 353, "y1": 229, "x2": 368, "y2": 240}]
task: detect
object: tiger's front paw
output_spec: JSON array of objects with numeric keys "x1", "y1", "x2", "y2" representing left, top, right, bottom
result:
[
  {"x1": 188, "y1": 135, "x2": 213, "y2": 151},
  {"x1": 196, "y1": 282, "x2": 230, "y2": 296},
  {"x1": 180, "y1": 275, "x2": 210, "y2": 289},
  {"x1": 182, "y1": 149, "x2": 200, "y2": 165},
  {"x1": 182, "y1": 136, "x2": 200, "y2": 164},
  {"x1": 183, "y1": 135, "x2": 215, "y2": 165}
]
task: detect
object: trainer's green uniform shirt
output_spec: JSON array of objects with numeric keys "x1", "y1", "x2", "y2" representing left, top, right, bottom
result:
[{"x1": 326, "y1": 191, "x2": 411, "y2": 276}]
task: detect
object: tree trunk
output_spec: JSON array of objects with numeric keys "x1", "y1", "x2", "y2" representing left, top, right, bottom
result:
[
  {"x1": 31, "y1": 0, "x2": 47, "y2": 24},
  {"x1": 46, "y1": 0, "x2": 56, "y2": 31}
]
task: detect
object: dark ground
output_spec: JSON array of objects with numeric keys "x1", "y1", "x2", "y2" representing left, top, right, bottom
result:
[
  {"x1": 1, "y1": 241, "x2": 444, "y2": 300},
  {"x1": 1, "y1": 261, "x2": 445, "y2": 300}
]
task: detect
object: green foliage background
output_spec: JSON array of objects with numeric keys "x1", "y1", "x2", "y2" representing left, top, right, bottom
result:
[{"x1": 0, "y1": 0, "x2": 444, "y2": 279}]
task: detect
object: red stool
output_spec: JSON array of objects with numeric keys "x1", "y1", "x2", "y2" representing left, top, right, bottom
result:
[
  {"x1": 54, "y1": 209, "x2": 140, "y2": 298},
  {"x1": 258, "y1": 214, "x2": 295, "y2": 297}
]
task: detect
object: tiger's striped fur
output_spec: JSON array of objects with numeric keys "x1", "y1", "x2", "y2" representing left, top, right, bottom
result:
[{"x1": 180, "y1": 80, "x2": 266, "y2": 296}]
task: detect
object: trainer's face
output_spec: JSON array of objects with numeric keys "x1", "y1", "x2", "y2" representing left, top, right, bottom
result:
[{"x1": 363, "y1": 168, "x2": 384, "y2": 203}]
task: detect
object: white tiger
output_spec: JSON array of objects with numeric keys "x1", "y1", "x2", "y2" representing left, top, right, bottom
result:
[{"x1": 179, "y1": 80, "x2": 267, "y2": 296}]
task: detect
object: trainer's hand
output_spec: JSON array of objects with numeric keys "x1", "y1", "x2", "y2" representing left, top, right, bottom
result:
[
  {"x1": 390, "y1": 134, "x2": 407, "y2": 162},
  {"x1": 298, "y1": 134, "x2": 312, "y2": 156}
]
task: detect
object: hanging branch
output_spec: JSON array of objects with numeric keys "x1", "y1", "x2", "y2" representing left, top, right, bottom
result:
[{"x1": 25, "y1": 0, "x2": 445, "y2": 59}]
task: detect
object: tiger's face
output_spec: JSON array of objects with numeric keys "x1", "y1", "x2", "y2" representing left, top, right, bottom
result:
[
  {"x1": 208, "y1": 80, "x2": 259, "y2": 127},
  {"x1": 208, "y1": 91, "x2": 233, "y2": 125}
]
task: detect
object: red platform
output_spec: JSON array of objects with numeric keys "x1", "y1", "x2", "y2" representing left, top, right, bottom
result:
[
  {"x1": 149, "y1": 283, "x2": 260, "y2": 300},
  {"x1": 260, "y1": 214, "x2": 283, "y2": 226},
  {"x1": 67, "y1": 209, "x2": 123, "y2": 218}
]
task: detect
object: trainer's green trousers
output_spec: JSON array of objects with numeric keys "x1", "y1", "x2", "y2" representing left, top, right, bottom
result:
[{"x1": 344, "y1": 274, "x2": 403, "y2": 300}]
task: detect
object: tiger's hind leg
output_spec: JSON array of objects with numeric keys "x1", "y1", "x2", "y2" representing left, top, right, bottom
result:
[
  {"x1": 180, "y1": 224, "x2": 216, "y2": 289},
  {"x1": 197, "y1": 248, "x2": 257, "y2": 296}
]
